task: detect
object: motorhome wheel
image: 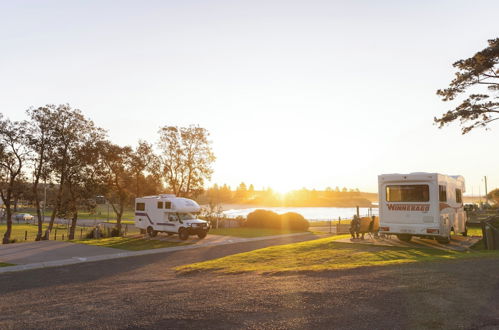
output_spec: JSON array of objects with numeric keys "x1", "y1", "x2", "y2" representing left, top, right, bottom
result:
[
  {"x1": 396, "y1": 234, "x2": 412, "y2": 242},
  {"x1": 146, "y1": 226, "x2": 157, "y2": 238},
  {"x1": 179, "y1": 228, "x2": 189, "y2": 240},
  {"x1": 436, "y1": 235, "x2": 450, "y2": 244}
]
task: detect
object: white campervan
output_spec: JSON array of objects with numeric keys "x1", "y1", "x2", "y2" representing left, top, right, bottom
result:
[
  {"x1": 134, "y1": 194, "x2": 210, "y2": 240},
  {"x1": 378, "y1": 173, "x2": 467, "y2": 244}
]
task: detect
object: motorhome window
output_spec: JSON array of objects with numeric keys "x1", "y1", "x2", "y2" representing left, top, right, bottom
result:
[
  {"x1": 439, "y1": 185, "x2": 447, "y2": 202},
  {"x1": 168, "y1": 214, "x2": 179, "y2": 222},
  {"x1": 456, "y1": 189, "x2": 462, "y2": 203},
  {"x1": 178, "y1": 213, "x2": 196, "y2": 221},
  {"x1": 386, "y1": 185, "x2": 429, "y2": 202},
  {"x1": 136, "y1": 202, "x2": 145, "y2": 211},
  {"x1": 157, "y1": 201, "x2": 163, "y2": 209},
  {"x1": 164, "y1": 201, "x2": 171, "y2": 209}
]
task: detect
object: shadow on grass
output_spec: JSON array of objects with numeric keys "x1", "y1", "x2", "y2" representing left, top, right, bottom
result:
[{"x1": 72, "y1": 237, "x2": 192, "y2": 251}]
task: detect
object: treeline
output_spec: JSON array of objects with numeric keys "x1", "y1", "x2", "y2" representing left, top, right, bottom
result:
[
  {"x1": 198, "y1": 183, "x2": 375, "y2": 207},
  {"x1": 0, "y1": 104, "x2": 214, "y2": 244}
]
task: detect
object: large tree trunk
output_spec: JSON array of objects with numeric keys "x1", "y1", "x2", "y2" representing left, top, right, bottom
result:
[
  {"x1": 32, "y1": 181, "x2": 44, "y2": 241},
  {"x1": 68, "y1": 211, "x2": 77, "y2": 240},
  {"x1": 44, "y1": 178, "x2": 64, "y2": 240},
  {"x1": 110, "y1": 202, "x2": 123, "y2": 235},
  {"x1": 2, "y1": 191, "x2": 13, "y2": 244}
]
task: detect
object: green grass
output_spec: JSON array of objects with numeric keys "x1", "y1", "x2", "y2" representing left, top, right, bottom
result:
[
  {"x1": 0, "y1": 262, "x2": 14, "y2": 267},
  {"x1": 72, "y1": 237, "x2": 191, "y2": 251},
  {"x1": 16, "y1": 205, "x2": 135, "y2": 221},
  {"x1": 467, "y1": 226, "x2": 483, "y2": 237},
  {"x1": 209, "y1": 227, "x2": 307, "y2": 238},
  {"x1": 176, "y1": 235, "x2": 499, "y2": 274},
  {"x1": 104, "y1": 220, "x2": 135, "y2": 225},
  {"x1": 0, "y1": 223, "x2": 93, "y2": 242}
]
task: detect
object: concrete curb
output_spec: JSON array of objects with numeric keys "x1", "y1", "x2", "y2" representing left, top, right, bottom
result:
[{"x1": 0, "y1": 232, "x2": 313, "y2": 274}]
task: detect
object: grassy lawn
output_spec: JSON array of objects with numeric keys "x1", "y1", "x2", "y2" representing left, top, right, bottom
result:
[
  {"x1": 104, "y1": 220, "x2": 135, "y2": 225},
  {"x1": 209, "y1": 227, "x2": 307, "y2": 238},
  {"x1": 176, "y1": 234, "x2": 499, "y2": 274},
  {"x1": 0, "y1": 223, "x2": 93, "y2": 242},
  {"x1": 72, "y1": 237, "x2": 191, "y2": 251},
  {"x1": 16, "y1": 205, "x2": 135, "y2": 221},
  {"x1": 0, "y1": 262, "x2": 14, "y2": 267}
]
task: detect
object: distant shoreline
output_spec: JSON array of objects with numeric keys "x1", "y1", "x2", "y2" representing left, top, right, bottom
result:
[{"x1": 202, "y1": 203, "x2": 379, "y2": 211}]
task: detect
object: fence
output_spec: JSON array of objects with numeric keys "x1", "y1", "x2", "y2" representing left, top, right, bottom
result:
[
  {"x1": 1, "y1": 222, "x2": 135, "y2": 243},
  {"x1": 481, "y1": 216, "x2": 499, "y2": 250}
]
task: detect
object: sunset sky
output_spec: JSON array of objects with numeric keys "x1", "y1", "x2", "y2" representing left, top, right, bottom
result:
[{"x1": 1, "y1": 0, "x2": 498, "y2": 194}]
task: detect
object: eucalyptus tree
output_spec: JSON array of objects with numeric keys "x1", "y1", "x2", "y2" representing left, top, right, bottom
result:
[
  {"x1": 63, "y1": 127, "x2": 103, "y2": 240},
  {"x1": 26, "y1": 106, "x2": 56, "y2": 240},
  {"x1": 435, "y1": 38, "x2": 499, "y2": 133},
  {"x1": 44, "y1": 104, "x2": 106, "y2": 239},
  {"x1": 0, "y1": 115, "x2": 29, "y2": 244},
  {"x1": 130, "y1": 140, "x2": 158, "y2": 197},
  {"x1": 157, "y1": 125, "x2": 215, "y2": 198},
  {"x1": 100, "y1": 141, "x2": 134, "y2": 234}
]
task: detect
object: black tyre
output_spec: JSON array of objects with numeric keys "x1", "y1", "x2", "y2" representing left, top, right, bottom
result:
[
  {"x1": 179, "y1": 228, "x2": 189, "y2": 240},
  {"x1": 436, "y1": 235, "x2": 450, "y2": 244},
  {"x1": 396, "y1": 234, "x2": 412, "y2": 242},
  {"x1": 197, "y1": 230, "x2": 208, "y2": 239},
  {"x1": 147, "y1": 226, "x2": 158, "y2": 237}
]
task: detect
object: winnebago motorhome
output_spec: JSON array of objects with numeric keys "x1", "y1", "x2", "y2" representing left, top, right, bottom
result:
[
  {"x1": 378, "y1": 173, "x2": 467, "y2": 243},
  {"x1": 134, "y1": 195, "x2": 209, "y2": 240}
]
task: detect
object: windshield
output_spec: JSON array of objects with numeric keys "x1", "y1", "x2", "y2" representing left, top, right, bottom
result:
[{"x1": 177, "y1": 213, "x2": 196, "y2": 221}]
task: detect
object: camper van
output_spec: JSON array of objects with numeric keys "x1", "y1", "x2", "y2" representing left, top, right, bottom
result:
[
  {"x1": 378, "y1": 173, "x2": 467, "y2": 244},
  {"x1": 134, "y1": 194, "x2": 210, "y2": 240}
]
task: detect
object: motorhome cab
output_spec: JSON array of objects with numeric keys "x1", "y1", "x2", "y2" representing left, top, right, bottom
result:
[
  {"x1": 134, "y1": 195, "x2": 209, "y2": 240},
  {"x1": 378, "y1": 173, "x2": 467, "y2": 244}
]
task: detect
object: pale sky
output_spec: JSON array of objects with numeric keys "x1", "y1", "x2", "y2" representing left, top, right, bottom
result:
[{"x1": 1, "y1": 0, "x2": 498, "y2": 194}]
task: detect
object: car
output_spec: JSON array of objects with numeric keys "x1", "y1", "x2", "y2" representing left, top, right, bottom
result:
[{"x1": 14, "y1": 213, "x2": 35, "y2": 222}]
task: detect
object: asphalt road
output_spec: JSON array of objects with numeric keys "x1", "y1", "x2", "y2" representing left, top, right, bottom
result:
[{"x1": 0, "y1": 234, "x2": 498, "y2": 330}]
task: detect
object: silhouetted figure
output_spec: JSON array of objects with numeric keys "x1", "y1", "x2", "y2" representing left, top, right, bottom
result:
[{"x1": 350, "y1": 215, "x2": 361, "y2": 239}]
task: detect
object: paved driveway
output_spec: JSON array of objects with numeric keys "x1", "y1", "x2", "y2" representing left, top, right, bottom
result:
[
  {"x1": 0, "y1": 241, "x2": 121, "y2": 264},
  {"x1": 0, "y1": 237, "x2": 498, "y2": 329}
]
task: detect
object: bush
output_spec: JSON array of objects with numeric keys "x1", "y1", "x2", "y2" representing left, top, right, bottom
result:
[
  {"x1": 280, "y1": 212, "x2": 310, "y2": 231},
  {"x1": 244, "y1": 210, "x2": 309, "y2": 231}
]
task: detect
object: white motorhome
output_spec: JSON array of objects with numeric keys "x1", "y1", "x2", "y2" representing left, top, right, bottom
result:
[
  {"x1": 378, "y1": 173, "x2": 467, "y2": 243},
  {"x1": 134, "y1": 194, "x2": 210, "y2": 240}
]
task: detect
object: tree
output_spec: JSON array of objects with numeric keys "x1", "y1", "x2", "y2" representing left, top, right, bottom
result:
[
  {"x1": 435, "y1": 38, "x2": 499, "y2": 134},
  {"x1": 44, "y1": 104, "x2": 105, "y2": 239},
  {"x1": 157, "y1": 125, "x2": 215, "y2": 198},
  {"x1": 487, "y1": 188, "x2": 499, "y2": 205},
  {"x1": 130, "y1": 140, "x2": 158, "y2": 197},
  {"x1": 62, "y1": 128, "x2": 103, "y2": 240},
  {"x1": 100, "y1": 142, "x2": 134, "y2": 234},
  {"x1": 26, "y1": 106, "x2": 56, "y2": 240},
  {"x1": 0, "y1": 116, "x2": 29, "y2": 244},
  {"x1": 235, "y1": 182, "x2": 248, "y2": 200}
]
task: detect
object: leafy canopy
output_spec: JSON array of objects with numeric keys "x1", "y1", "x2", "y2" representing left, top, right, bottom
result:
[{"x1": 435, "y1": 38, "x2": 499, "y2": 134}]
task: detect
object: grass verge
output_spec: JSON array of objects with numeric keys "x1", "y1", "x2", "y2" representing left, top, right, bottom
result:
[
  {"x1": 176, "y1": 235, "x2": 499, "y2": 274},
  {"x1": 0, "y1": 223, "x2": 93, "y2": 243},
  {"x1": 104, "y1": 220, "x2": 135, "y2": 225},
  {"x1": 72, "y1": 237, "x2": 191, "y2": 251},
  {"x1": 0, "y1": 262, "x2": 14, "y2": 267},
  {"x1": 209, "y1": 227, "x2": 307, "y2": 238}
]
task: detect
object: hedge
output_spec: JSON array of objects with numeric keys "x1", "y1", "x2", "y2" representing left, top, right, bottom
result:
[{"x1": 244, "y1": 209, "x2": 309, "y2": 231}]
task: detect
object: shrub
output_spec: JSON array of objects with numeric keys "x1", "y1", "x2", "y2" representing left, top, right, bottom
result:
[
  {"x1": 244, "y1": 210, "x2": 309, "y2": 231},
  {"x1": 280, "y1": 212, "x2": 309, "y2": 231},
  {"x1": 110, "y1": 227, "x2": 121, "y2": 237}
]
